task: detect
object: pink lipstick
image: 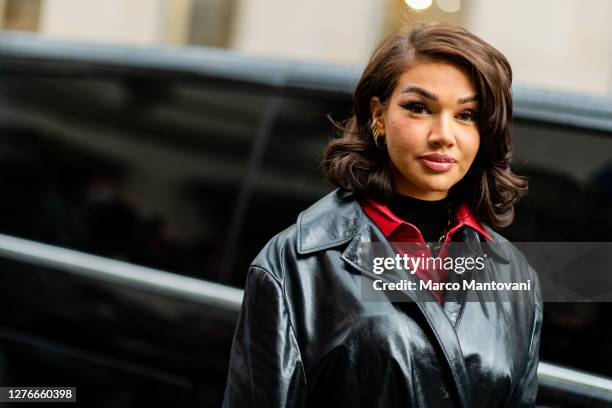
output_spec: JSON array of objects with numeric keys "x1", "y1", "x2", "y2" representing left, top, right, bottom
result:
[{"x1": 418, "y1": 153, "x2": 456, "y2": 172}]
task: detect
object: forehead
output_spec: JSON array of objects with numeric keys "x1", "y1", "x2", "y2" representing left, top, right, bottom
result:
[{"x1": 394, "y1": 59, "x2": 477, "y2": 96}]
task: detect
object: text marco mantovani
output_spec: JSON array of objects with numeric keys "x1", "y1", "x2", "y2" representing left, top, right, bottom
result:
[{"x1": 371, "y1": 254, "x2": 532, "y2": 291}]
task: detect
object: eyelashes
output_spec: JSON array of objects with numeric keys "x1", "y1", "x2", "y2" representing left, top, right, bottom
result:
[
  {"x1": 456, "y1": 110, "x2": 480, "y2": 122},
  {"x1": 400, "y1": 101, "x2": 479, "y2": 122},
  {"x1": 402, "y1": 101, "x2": 430, "y2": 114}
]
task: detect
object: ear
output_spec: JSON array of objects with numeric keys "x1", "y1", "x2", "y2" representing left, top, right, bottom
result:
[{"x1": 370, "y1": 96, "x2": 385, "y2": 125}]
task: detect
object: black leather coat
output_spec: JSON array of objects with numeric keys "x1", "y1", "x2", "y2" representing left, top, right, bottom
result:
[{"x1": 223, "y1": 190, "x2": 543, "y2": 408}]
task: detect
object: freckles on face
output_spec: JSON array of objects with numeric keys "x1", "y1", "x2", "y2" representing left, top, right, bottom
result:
[{"x1": 379, "y1": 59, "x2": 481, "y2": 200}]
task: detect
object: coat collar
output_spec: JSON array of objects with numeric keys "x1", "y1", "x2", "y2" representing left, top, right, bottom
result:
[
  {"x1": 297, "y1": 189, "x2": 510, "y2": 263},
  {"x1": 297, "y1": 189, "x2": 363, "y2": 255},
  {"x1": 361, "y1": 197, "x2": 494, "y2": 241}
]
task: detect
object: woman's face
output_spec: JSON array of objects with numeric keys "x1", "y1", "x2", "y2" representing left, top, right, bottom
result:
[{"x1": 370, "y1": 59, "x2": 481, "y2": 201}]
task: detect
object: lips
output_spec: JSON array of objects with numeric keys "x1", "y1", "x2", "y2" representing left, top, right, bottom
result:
[
  {"x1": 419, "y1": 153, "x2": 456, "y2": 163},
  {"x1": 418, "y1": 153, "x2": 457, "y2": 172}
]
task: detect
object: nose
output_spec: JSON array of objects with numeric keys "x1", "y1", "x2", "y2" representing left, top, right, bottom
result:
[{"x1": 428, "y1": 113, "x2": 455, "y2": 147}]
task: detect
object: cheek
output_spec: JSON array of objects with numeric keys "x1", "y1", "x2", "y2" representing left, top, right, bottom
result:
[
  {"x1": 385, "y1": 118, "x2": 425, "y2": 152},
  {"x1": 459, "y1": 130, "x2": 481, "y2": 165}
]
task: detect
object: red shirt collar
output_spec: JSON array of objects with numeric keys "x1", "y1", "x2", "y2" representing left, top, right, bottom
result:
[{"x1": 361, "y1": 198, "x2": 493, "y2": 241}]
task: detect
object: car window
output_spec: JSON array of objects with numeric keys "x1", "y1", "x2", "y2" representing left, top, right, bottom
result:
[
  {"x1": 0, "y1": 73, "x2": 272, "y2": 281},
  {"x1": 229, "y1": 91, "x2": 352, "y2": 286}
]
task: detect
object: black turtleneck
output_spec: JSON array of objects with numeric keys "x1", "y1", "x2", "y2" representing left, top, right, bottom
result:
[{"x1": 389, "y1": 192, "x2": 453, "y2": 243}]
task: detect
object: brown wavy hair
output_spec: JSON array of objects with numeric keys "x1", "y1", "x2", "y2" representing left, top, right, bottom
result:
[{"x1": 322, "y1": 22, "x2": 527, "y2": 229}]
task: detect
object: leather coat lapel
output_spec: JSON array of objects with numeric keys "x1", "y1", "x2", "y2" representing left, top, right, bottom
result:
[{"x1": 341, "y1": 215, "x2": 472, "y2": 408}]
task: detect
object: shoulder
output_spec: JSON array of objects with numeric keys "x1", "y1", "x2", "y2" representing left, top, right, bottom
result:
[
  {"x1": 249, "y1": 223, "x2": 298, "y2": 285},
  {"x1": 483, "y1": 225, "x2": 531, "y2": 268},
  {"x1": 482, "y1": 225, "x2": 541, "y2": 298}
]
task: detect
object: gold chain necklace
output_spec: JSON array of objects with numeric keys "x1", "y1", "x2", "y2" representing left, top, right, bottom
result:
[{"x1": 427, "y1": 201, "x2": 455, "y2": 256}]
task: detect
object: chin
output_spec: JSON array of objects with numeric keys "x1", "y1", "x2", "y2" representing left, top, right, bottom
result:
[
  {"x1": 424, "y1": 186, "x2": 454, "y2": 195},
  {"x1": 415, "y1": 177, "x2": 457, "y2": 193}
]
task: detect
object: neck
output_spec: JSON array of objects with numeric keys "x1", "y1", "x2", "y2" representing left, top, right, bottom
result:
[{"x1": 389, "y1": 192, "x2": 453, "y2": 243}]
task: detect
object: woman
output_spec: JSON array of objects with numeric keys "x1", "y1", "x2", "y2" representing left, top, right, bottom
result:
[{"x1": 223, "y1": 23, "x2": 542, "y2": 408}]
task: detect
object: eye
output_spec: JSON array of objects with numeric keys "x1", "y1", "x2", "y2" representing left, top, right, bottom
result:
[
  {"x1": 456, "y1": 109, "x2": 479, "y2": 122},
  {"x1": 401, "y1": 101, "x2": 430, "y2": 115}
]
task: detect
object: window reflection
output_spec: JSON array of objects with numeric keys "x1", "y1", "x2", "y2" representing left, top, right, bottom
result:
[{"x1": 0, "y1": 75, "x2": 271, "y2": 282}]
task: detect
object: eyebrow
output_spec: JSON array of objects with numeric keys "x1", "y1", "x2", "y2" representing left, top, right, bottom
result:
[
  {"x1": 401, "y1": 86, "x2": 479, "y2": 104},
  {"x1": 457, "y1": 94, "x2": 479, "y2": 104},
  {"x1": 401, "y1": 86, "x2": 437, "y2": 101}
]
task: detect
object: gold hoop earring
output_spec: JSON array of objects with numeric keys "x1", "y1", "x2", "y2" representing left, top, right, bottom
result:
[{"x1": 371, "y1": 120, "x2": 386, "y2": 148}]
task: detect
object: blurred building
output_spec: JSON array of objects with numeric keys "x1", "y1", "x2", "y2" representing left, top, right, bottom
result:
[{"x1": 1, "y1": 0, "x2": 612, "y2": 94}]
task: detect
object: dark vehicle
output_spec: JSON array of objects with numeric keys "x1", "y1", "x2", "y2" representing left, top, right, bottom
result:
[{"x1": 0, "y1": 33, "x2": 611, "y2": 407}]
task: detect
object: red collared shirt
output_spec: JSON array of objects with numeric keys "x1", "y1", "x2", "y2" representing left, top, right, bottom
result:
[{"x1": 361, "y1": 198, "x2": 492, "y2": 304}]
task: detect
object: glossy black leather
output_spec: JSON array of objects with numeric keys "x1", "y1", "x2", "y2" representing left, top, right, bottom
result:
[{"x1": 223, "y1": 189, "x2": 543, "y2": 408}]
